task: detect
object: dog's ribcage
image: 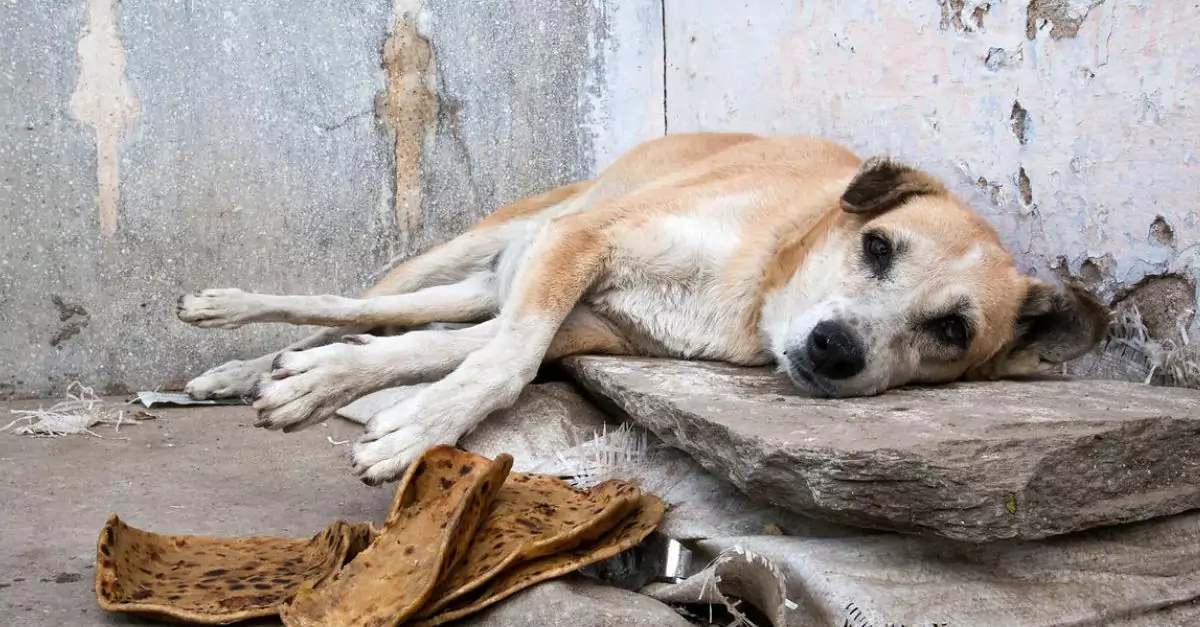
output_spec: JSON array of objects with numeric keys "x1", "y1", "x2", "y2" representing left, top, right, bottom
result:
[{"x1": 488, "y1": 190, "x2": 766, "y2": 362}]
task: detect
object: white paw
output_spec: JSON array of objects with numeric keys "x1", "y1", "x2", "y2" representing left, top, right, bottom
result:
[
  {"x1": 250, "y1": 342, "x2": 377, "y2": 432},
  {"x1": 177, "y1": 288, "x2": 259, "y2": 329},
  {"x1": 184, "y1": 355, "x2": 272, "y2": 400},
  {"x1": 351, "y1": 395, "x2": 467, "y2": 485}
]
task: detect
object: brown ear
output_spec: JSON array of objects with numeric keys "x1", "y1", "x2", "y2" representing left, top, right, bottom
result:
[
  {"x1": 992, "y1": 279, "x2": 1111, "y2": 376},
  {"x1": 840, "y1": 157, "x2": 945, "y2": 214}
]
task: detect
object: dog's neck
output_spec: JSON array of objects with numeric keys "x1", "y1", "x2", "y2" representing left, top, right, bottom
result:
[{"x1": 753, "y1": 202, "x2": 849, "y2": 357}]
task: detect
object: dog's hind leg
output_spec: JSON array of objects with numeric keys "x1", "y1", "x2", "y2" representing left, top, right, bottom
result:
[
  {"x1": 180, "y1": 271, "x2": 497, "y2": 400},
  {"x1": 180, "y1": 261, "x2": 499, "y2": 400},
  {"x1": 179, "y1": 182, "x2": 588, "y2": 400},
  {"x1": 178, "y1": 269, "x2": 495, "y2": 401},
  {"x1": 363, "y1": 180, "x2": 589, "y2": 296},
  {"x1": 223, "y1": 185, "x2": 593, "y2": 416},
  {"x1": 177, "y1": 272, "x2": 498, "y2": 330},
  {"x1": 351, "y1": 211, "x2": 618, "y2": 484}
]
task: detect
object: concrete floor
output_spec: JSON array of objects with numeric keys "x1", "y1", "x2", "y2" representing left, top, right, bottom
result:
[{"x1": 0, "y1": 397, "x2": 392, "y2": 627}]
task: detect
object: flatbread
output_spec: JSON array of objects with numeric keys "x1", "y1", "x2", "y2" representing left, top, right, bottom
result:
[
  {"x1": 94, "y1": 515, "x2": 376, "y2": 625},
  {"x1": 414, "y1": 474, "x2": 642, "y2": 619},
  {"x1": 413, "y1": 494, "x2": 666, "y2": 626},
  {"x1": 93, "y1": 445, "x2": 661, "y2": 627},
  {"x1": 281, "y1": 445, "x2": 512, "y2": 627}
]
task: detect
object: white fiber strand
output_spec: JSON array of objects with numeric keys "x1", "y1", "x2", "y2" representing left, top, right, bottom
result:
[{"x1": 1, "y1": 382, "x2": 131, "y2": 439}]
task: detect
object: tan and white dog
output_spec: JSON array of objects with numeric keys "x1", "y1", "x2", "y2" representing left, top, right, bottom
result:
[{"x1": 177, "y1": 133, "x2": 1109, "y2": 484}]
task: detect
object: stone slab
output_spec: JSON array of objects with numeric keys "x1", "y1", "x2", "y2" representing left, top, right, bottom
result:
[{"x1": 564, "y1": 356, "x2": 1200, "y2": 542}]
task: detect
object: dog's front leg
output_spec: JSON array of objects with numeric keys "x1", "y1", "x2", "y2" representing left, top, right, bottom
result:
[
  {"x1": 351, "y1": 218, "x2": 610, "y2": 485},
  {"x1": 183, "y1": 326, "x2": 355, "y2": 399},
  {"x1": 249, "y1": 321, "x2": 498, "y2": 432}
]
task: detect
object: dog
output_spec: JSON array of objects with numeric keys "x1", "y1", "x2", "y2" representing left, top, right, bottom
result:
[{"x1": 177, "y1": 132, "x2": 1109, "y2": 484}]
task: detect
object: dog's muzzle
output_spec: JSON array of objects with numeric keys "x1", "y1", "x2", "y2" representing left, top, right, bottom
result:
[{"x1": 791, "y1": 320, "x2": 866, "y2": 382}]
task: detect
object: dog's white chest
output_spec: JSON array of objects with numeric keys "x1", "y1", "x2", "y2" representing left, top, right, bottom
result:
[{"x1": 588, "y1": 209, "x2": 748, "y2": 359}]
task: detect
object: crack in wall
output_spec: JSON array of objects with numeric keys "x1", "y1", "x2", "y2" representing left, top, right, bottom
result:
[
  {"x1": 69, "y1": 0, "x2": 140, "y2": 236},
  {"x1": 318, "y1": 110, "x2": 374, "y2": 132},
  {"x1": 661, "y1": 0, "x2": 668, "y2": 134}
]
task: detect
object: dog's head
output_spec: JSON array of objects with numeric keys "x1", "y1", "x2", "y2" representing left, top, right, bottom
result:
[{"x1": 765, "y1": 157, "x2": 1111, "y2": 397}]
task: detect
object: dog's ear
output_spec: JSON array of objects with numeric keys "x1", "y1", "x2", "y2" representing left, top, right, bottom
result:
[
  {"x1": 840, "y1": 157, "x2": 945, "y2": 214},
  {"x1": 986, "y1": 279, "x2": 1111, "y2": 377}
]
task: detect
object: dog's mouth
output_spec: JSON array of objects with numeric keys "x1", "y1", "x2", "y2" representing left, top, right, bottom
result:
[{"x1": 783, "y1": 363, "x2": 836, "y2": 398}]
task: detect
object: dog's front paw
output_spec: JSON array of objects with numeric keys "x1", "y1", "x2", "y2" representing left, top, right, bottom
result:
[
  {"x1": 351, "y1": 399, "x2": 463, "y2": 485},
  {"x1": 250, "y1": 344, "x2": 372, "y2": 432},
  {"x1": 177, "y1": 288, "x2": 259, "y2": 329},
  {"x1": 185, "y1": 356, "x2": 271, "y2": 399}
]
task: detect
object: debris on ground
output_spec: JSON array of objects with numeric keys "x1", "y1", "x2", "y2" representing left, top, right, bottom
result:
[
  {"x1": 132, "y1": 391, "x2": 243, "y2": 408},
  {"x1": 1, "y1": 382, "x2": 135, "y2": 438}
]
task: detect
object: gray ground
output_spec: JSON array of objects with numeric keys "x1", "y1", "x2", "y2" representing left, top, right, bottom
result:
[{"x1": 0, "y1": 398, "x2": 390, "y2": 627}]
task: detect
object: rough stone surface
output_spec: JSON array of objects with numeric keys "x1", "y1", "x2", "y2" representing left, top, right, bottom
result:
[
  {"x1": 457, "y1": 576, "x2": 693, "y2": 627},
  {"x1": 337, "y1": 382, "x2": 612, "y2": 472},
  {"x1": 564, "y1": 356, "x2": 1200, "y2": 542}
]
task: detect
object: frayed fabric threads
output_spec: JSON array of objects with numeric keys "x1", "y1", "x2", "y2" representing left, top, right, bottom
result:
[
  {"x1": 2, "y1": 382, "x2": 133, "y2": 439},
  {"x1": 548, "y1": 422, "x2": 650, "y2": 490},
  {"x1": 1066, "y1": 300, "x2": 1200, "y2": 390}
]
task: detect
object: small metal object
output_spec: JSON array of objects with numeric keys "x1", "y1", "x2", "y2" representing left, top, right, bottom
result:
[
  {"x1": 656, "y1": 538, "x2": 694, "y2": 583},
  {"x1": 131, "y1": 392, "x2": 243, "y2": 408}
]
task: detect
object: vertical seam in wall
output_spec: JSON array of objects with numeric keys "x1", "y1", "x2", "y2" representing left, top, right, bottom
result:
[{"x1": 660, "y1": 0, "x2": 668, "y2": 135}]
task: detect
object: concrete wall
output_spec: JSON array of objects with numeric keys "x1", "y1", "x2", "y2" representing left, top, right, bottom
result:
[
  {"x1": 0, "y1": 0, "x2": 662, "y2": 398},
  {"x1": 662, "y1": 0, "x2": 1199, "y2": 346},
  {"x1": 4, "y1": 0, "x2": 1196, "y2": 397}
]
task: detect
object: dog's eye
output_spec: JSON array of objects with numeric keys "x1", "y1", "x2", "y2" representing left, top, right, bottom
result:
[
  {"x1": 931, "y1": 315, "x2": 970, "y2": 348},
  {"x1": 862, "y1": 232, "x2": 893, "y2": 277}
]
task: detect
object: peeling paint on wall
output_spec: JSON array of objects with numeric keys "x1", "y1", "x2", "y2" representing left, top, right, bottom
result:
[
  {"x1": 1149, "y1": 215, "x2": 1175, "y2": 248},
  {"x1": 1010, "y1": 100, "x2": 1029, "y2": 144},
  {"x1": 382, "y1": 0, "x2": 438, "y2": 249},
  {"x1": 69, "y1": 0, "x2": 140, "y2": 236},
  {"x1": 940, "y1": 0, "x2": 991, "y2": 33},
  {"x1": 1025, "y1": 0, "x2": 1106, "y2": 40},
  {"x1": 664, "y1": 0, "x2": 1200, "y2": 350},
  {"x1": 49, "y1": 295, "x2": 89, "y2": 348}
]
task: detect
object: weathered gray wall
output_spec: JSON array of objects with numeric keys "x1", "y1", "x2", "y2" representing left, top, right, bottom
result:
[
  {"x1": 2, "y1": 0, "x2": 397, "y2": 398},
  {"x1": 410, "y1": 0, "x2": 663, "y2": 254},
  {"x1": 0, "y1": 0, "x2": 662, "y2": 398},
  {"x1": 660, "y1": 0, "x2": 1199, "y2": 348},
  {"x1": 9, "y1": 0, "x2": 1192, "y2": 398}
]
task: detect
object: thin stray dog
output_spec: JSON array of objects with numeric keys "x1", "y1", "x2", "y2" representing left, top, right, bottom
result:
[{"x1": 177, "y1": 133, "x2": 1109, "y2": 484}]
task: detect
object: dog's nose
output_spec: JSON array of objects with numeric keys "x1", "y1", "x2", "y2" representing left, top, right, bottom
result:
[{"x1": 806, "y1": 321, "x2": 865, "y2": 380}]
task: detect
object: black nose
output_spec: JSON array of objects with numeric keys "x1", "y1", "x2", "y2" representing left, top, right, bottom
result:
[{"x1": 806, "y1": 321, "x2": 866, "y2": 380}]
